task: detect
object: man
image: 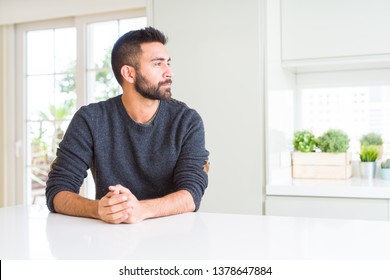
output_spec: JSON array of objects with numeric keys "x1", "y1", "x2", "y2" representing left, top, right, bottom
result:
[{"x1": 46, "y1": 27, "x2": 209, "y2": 224}]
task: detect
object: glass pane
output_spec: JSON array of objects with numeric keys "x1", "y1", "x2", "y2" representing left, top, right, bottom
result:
[
  {"x1": 87, "y1": 21, "x2": 119, "y2": 69},
  {"x1": 55, "y1": 28, "x2": 77, "y2": 73},
  {"x1": 27, "y1": 30, "x2": 54, "y2": 75},
  {"x1": 28, "y1": 120, "x2": 56, "y2": 165},
  {"x1": 300, "y1": 85, "x2": 390, "y2": 158},
  {"x1": 87, "y1": 69, "x2": 120, "y2": 102},
  {"x1": 55, "y1": 73, "x2": 77, "y2": 118},
  {"x1": 27, "y1": 75, "x2": 54, "y2": 121},
  {"x1": 28, "y1": 120, "x2": 55, "y2": 202}
]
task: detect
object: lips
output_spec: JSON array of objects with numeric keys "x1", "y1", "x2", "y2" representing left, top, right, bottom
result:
[{"x1": 159, "y1": 79, "x2": 172, "y2": 87}]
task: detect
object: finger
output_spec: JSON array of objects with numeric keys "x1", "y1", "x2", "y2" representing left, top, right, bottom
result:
[
  {"x1": 108, "y1": 186, "x2": 120, "y2": 195},
  {"x1": 122, "y1": 207, "x2": 144, "y2": 224},
  {"x1": 108, "y1": 185, "x2": 122, "y2": 194},
  {"x1": 98, "y1": 201, "x2": 131, "y2": 223},
  {"x1": 108, "y1": 184, "x2": 131, "y2": 194},
  {"x1": 104, "y1": 211, "x2": 129, "y2": 224},
  {"x1": 106, "y1": 200, "x2": 133, "y2": 215},
  {"x1": 100, "y1": 193, "x2": 129, "y2": 207}
]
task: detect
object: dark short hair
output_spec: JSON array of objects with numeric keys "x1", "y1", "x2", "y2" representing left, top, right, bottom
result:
[{"x1": 111, "y1": 26, "x2": 168, "y2": 85}]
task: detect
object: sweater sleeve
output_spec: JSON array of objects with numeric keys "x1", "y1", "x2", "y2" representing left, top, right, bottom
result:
[
  {"x1": 173, "y1": 109, "x2": 209, "y2": 211},
  {"x1": 45, "y1": 108, "x2": 94, "y2": 212}
]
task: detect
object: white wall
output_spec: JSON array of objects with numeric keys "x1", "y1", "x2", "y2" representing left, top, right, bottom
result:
[
  {"x1": 0, "y1": 0, "x2": 146, "y2": 24},
  {"x1": 149, "y1": 0, "x2": 265, "y2": 214},
  {"x1": 265, "y1": 0, "x2": 296, "y2": 187},
  {"x1": 0, "y1": 26, "x2": 16, "y2": 207},
  {"x1": 0, "y1": 28, "x2": 4, "y2": 207}
]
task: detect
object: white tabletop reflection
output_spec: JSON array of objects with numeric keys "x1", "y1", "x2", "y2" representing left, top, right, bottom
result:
[{"x1": 1, "y1": 205, "x2": 390, "y2": 260}]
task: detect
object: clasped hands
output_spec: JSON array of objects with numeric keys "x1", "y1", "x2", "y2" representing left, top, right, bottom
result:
[{"x1": 98, "y1": 184, "x2": 146, "y2": 224}]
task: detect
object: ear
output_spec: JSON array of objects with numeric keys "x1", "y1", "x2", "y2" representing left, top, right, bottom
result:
[{"x1": 120, "y1": 65, "x2": 136, "y2": 83}]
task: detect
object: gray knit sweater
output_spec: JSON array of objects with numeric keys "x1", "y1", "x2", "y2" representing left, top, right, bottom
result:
[{"x1": 46, "y1": 95, "x2": 209, "y2": 212}]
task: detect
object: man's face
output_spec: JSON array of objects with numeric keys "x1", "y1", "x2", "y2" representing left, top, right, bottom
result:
[{"x1": 134, "y1": 42, "x2": 173, "y2": 100}]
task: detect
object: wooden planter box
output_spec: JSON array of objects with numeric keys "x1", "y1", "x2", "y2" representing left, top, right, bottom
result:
[{"x1": 292, "y1": 152, "x2": 352, "y2": 179}]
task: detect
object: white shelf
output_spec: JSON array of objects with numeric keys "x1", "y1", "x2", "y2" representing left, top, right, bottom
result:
[{"x1": 267, "y1": 177, "x2": 390, "y2": 199}]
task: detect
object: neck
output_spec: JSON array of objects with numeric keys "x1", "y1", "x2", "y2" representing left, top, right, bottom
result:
[{"x1": 121, "y1": 91, "x2": 160, "y2": 124}]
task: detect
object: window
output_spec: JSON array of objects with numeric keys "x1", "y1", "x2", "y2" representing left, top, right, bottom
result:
[
  {"x1": 86, "y1": 17, "x2": 147, "y2": 103},
  {"x1": 26, "y1": 27, "x2": 77, "y2": 204},
  {"x1": 296, "y1": 69, "x2": 390, "y2": 162},
  {"x1": 17, "y1": 12, "x2": 147, "y2": 204}
]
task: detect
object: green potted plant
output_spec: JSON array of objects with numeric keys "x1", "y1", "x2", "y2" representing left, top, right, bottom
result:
[
  {"x1": 316, "y1": 129, "x2": 350, "y2": 153},
  {"x1": 360, "y1": 132, "x2": 383, "y2": 146},
  {"x1": 380, "y1": 159, "x2": 390, "y2": 180},
  {"x1": 360, "y1": 132, "x2": 383, "y2": 160},
  {"x1": 293, "y1": 130, "x2": 316, "y2": 152},
  {"x1": 359, "y1": 145, "x2": 378, "y2": 179},
  {"x1": 291, "y1": 129, "x2": 352, "y2": 179}
]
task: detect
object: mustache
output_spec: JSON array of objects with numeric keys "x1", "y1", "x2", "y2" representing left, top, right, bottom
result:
[{"x1": 158, "y1": 79, "x2": 173, "y2": 86}]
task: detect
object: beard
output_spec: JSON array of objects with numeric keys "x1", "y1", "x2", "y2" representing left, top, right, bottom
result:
[{"x1": 134, "y1": 69, "x2": 172, "y2": 100}]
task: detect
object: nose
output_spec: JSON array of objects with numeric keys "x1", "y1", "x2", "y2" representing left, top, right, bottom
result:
[{"x1": 164, "y1": 65, "x2": 174, "y2": 79}]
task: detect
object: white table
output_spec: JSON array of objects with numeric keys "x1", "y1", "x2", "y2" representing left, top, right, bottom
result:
[{"x1": 1, "y1": 205, "x2": 390, "y2": 260}]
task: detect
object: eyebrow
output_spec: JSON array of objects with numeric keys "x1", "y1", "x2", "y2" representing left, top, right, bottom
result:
[{"x1": 151, "y1": 57, "x2": 171, "y2": 62}]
